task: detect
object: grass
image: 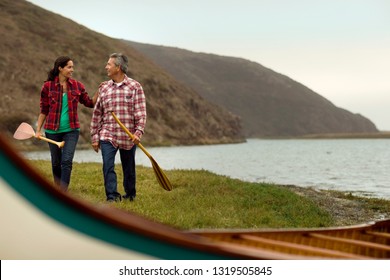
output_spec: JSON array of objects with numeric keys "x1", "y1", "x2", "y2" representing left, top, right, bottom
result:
[{"x1": 30, "y1": 160, "x2": 334, "y2": 230}]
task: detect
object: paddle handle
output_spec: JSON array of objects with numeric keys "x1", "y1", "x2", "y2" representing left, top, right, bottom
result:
[
  {"x1": 37, "y1": 135, "x2": 65, "y2": 148},
  {"x1": 110, "y1": 112, "x2": 150, "y2": 158}
]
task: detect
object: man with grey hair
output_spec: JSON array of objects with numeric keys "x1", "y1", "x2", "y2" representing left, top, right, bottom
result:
[{"x1": 91, "y1": 53, "x2": 147, "y2": 202}]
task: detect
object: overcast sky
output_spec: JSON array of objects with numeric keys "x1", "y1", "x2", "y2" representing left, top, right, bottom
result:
[{"x1": 27, "y1": 0, "x2": 390, "y2": 130}]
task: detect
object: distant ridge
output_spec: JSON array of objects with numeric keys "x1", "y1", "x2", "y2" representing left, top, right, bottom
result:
[
  {"x1": 127, "y1": 41, "x2": 379, "y2": 137},
  {"x1": 0, "y1": 0, "x2": 244, "y2": 147}
]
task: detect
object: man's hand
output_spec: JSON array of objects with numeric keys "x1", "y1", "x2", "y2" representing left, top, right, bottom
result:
[
  {"x1": 92, "y1": 142, "x2": 100, "y2": 153},
  {"x1": 132, "y1": 134, "x2": 141, "y2": 145},
  {"x1": 133, "y1": 131, "x2": 142, "y2": 145}
]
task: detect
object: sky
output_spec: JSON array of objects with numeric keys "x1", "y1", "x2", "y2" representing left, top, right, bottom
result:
[{"x1": 27, "y1": 0, "x2": 390, "y2": 130}]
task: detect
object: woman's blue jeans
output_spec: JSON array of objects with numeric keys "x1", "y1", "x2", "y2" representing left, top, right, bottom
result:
[
  {"x1": 45, "y1": 130, "x2": 79, "y2": 191},
  {"x1": 100, "y1": 141, "x2": 137, "y2": 200}
]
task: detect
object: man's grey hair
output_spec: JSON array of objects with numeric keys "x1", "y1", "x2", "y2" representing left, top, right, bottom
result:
[{"x1": 110, "y1": 53, "x2": 128, "y2": 74}]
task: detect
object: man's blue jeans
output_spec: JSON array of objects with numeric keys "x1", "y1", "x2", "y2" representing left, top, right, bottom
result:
[
  {"x1": 100, "y1": 141, "x2": 137, "y2": 200},
  {"x1": 45, "y1": 130, "x2": 79, "y2": 191}
]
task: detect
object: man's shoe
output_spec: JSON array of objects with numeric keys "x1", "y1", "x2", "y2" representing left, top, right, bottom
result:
[
  {"x1": 122, "y1": 194, "x2": 135, "y2": 201},
  {"x1": 107, "y1": 196, "x2": 122, "y2": 202}
]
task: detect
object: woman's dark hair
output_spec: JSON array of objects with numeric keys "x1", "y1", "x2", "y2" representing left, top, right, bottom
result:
[{"x1": 46, "y1": 56, "x2": 72, "y2": 81}]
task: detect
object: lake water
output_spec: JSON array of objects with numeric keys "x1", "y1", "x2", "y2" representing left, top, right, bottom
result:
[{"x1": 24, "y1": 139, "x2": 390, "y2": 200}]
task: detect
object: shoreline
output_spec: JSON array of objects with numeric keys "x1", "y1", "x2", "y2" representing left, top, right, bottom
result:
[
  {"x1": 11, "y1": 131, "x2": 390, "y2": 152},
  {"x1": 283, "y1": 184, "x2": 390, "y2": 226}
]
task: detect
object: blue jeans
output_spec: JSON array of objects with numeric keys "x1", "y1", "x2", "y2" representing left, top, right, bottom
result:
[
  {"x1": 45, "y1": 130, "x2": 79, "y2": 191},
  {"x1": 100, "y1": 141, "x2": 137, "y2": 200}
]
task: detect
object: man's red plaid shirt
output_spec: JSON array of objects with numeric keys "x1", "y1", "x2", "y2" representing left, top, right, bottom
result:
[{"x1": 90, "y1": 75, "x2": 147, "y2": 150}]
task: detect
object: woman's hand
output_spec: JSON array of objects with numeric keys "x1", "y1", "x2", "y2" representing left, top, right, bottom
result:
[{"x1": 35, "y1": 130, "x2": 43, "y2": 139}]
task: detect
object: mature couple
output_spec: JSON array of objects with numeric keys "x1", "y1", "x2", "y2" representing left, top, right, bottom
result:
[{"x1": 36, "y1": 53, "x2": 146, "y2": 202}]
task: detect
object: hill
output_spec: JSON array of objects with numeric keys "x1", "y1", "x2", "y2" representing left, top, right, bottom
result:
[
  {"x1": 0, "y1": 0, "x2": 244, "y2": 147},
  {"x1": 127, "y1": 41, "x2": 379, "y2": 137}
]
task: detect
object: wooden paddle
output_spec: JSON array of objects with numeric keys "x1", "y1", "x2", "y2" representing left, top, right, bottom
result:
[
  {"x1": 111, "y1": 112, "x2": 172, "y2": 191},
  {"x1": 13, "y1": 122, "x2": 65, "y2": 148}
]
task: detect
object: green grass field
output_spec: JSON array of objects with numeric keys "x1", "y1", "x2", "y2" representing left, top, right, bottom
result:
[{"x1": 30, "y1": 160, "x2": 336, "y2": 230}]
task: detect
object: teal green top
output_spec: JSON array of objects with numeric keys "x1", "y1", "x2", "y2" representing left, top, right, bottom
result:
[{"x1": 46, "y1": 93, "x2": 78, "y2": 134}]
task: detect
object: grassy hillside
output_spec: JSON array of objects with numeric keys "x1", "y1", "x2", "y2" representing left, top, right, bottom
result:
[
  {"x1": 0, "y1": 0, "x2": 244, "y2": 147},
  {"x1": 127, "y1": 41, "x2": 379, "y2": 137}
]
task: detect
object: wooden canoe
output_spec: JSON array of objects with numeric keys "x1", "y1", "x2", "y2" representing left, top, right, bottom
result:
[
  {"x1": 1, "y1": 134, "x2": 389, "y2": 259},
  {"x1": 188, "y1": 220, "x2": 390, "y2": 259}
]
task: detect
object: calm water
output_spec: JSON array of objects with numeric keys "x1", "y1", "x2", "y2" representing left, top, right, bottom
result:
[{"x1": 24, "y1": 139, "x2": 390, "y2": 199}]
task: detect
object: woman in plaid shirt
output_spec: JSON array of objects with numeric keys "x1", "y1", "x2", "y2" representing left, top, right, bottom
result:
[
  {"x1": 91, "y1": 53, "x2": 147, "y2": 202},
  {"x1": 36, "y1": 56, "x2": 98, "y2": 191}
]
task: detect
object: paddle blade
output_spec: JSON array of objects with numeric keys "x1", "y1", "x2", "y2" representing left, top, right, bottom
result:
[
  {"x1": 111, "y1": 112, "x2": 173, "y2": 191},
  {"x1": 13, "y1": 122, "x2": 35, "y2": 140},
  {"x1": 150, "y1": 157, "x2": 173, "y2": 191}
]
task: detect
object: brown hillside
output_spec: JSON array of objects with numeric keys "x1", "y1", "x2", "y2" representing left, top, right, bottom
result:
[
  {"x1": 127, "y1": 41, "x2": 379, "y2": 137},
  {"x1": 0, "y1": 0, "x2": 244, "y2": 147}
]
